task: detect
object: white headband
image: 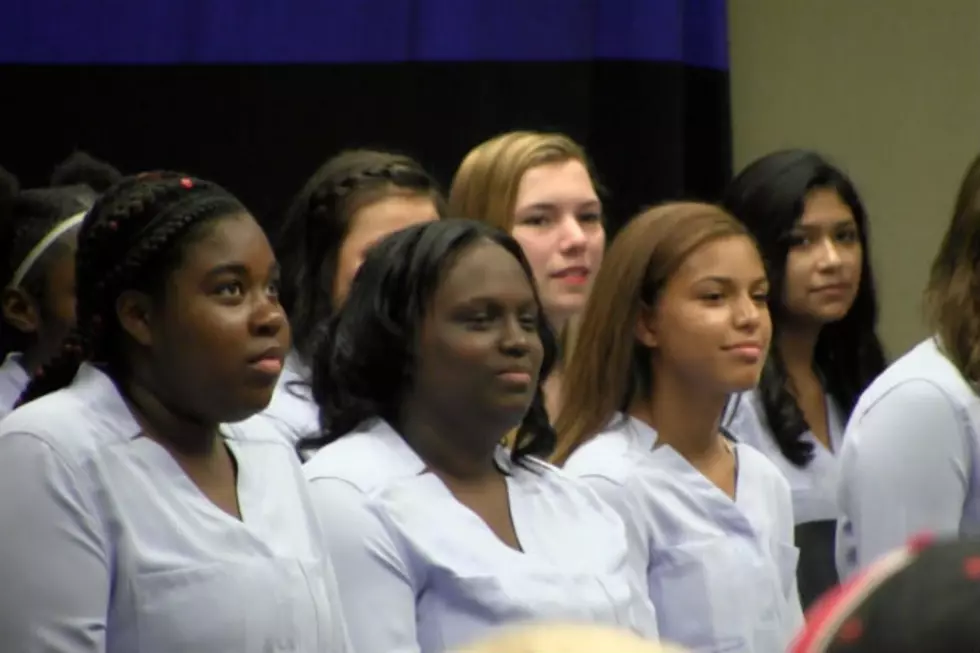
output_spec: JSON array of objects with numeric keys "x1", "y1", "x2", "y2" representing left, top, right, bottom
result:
[{"x1": 8, "y1": 211, "x2": 86, "y2": 289}]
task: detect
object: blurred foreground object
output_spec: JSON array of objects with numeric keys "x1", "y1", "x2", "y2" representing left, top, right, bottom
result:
[{"x1": 455, "y1": 623, "x2": 689, "y2": 653}]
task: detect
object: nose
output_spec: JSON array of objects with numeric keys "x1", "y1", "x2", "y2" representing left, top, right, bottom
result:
[
  {"x1": 251, "y1": 293, "x2": 287, "y2": 337},
  {"x1": 558, "y1": 214, "x2": 588, "y2": 254},
  {"x1": 499, "y1": 315, "x2": 532, "y2": 356},
  {"x1": 732, "y1": 294, "x2": 763, "y2": 331},
  {"x1": 817, "y1": 236, "x2": 843, "y2": 270}
]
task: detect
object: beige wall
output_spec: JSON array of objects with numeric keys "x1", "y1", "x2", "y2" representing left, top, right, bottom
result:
[{"x1": 728, "y1": 1, "x2": 980, "y2": 358}]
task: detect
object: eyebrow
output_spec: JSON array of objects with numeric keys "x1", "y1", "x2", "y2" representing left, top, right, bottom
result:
[
  {"x1": 519, "y1": 199, "x2": 602, "y2": 212},
  {"x1": 695, "y1": 275, "x2": 769, "y2": 287},
  {"x1": 205, "y1": 261, "x2": 280, "y2": 278},
  {"x1": 795, "y1": 218, "x2": 856, "y2": 230}
]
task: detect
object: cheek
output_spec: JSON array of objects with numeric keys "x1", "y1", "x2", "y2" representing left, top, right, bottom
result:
[
  {"x1": 587, "y1": 228, "x2": 606, "y2": 261},
  {"x1": 781, "y1": 255, "x2": 811, "y2": 301},
  {"x1": 511, "y1": 230, "x2": 552, "y2": 282}
]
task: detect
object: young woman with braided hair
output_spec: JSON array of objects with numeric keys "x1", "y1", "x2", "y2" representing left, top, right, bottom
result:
[
  {"x1": 263, "y1": 149, "x2": 444, "y2": 445},
  {"x1": 0, "y1": 173, "x2": 351, "y2": 652}
]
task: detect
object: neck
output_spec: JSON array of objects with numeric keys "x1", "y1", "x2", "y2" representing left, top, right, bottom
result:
[
  {"x1": 396, "y1": 403, "x2": 502, "y2": 483},
  {"x1": 547, "y1": 311, "x2": 568, "y2": 337},
  {"x1": 777, "y1": 323, "x2": 821, "y2": 380},
  {"x1": 122, "y1": 375, "x2": 219, "y2": 459},
  {"x1": 630, "y1": 371, "x2": 727, "y2": 461}
]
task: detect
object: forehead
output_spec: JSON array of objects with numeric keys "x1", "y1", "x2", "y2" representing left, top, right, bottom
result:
[
  {"x1": 672, "y1": 235, "x2": 765, "y2": 282},
  {"x1": 514, "y1": 159, "x2": 598, "y2": 210},
  {"x1": 798, "y1": 188, "x2": 855, "y2": 227},
  {"x1": 347, "y1": 195, "x2": 439, "y2": 245},
  {"x1": 435, "y1": 242, "x2": 535, "y2": 304},
  {"x1": 176, "y1": 212, "x2": 272, "y2": 272}
]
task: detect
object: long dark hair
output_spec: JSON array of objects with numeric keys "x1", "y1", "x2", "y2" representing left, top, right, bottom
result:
[
  {"x1": 16, "y1": 172, "x2": 246, "y2": 406},
  {"x1": 723, "y1": 150, "x2": 887, "y2": 466},
  {"x1": 298, "y1": 219, "x2": 558, "y2": 464}
]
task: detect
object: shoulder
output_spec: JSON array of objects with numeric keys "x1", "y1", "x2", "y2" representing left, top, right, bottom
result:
[
  {"x1": 303, "y1": 419, "x2": 424, "y2": 495},
  {"x1": 0, "y1": 382, "x2": 120, "y2": 464},
  {"x1": 852, "y1": 339, "x2": 973, "y2": 421},
  {"x1": 562, "y1": 415, "x2": 649, "y2": 486}
]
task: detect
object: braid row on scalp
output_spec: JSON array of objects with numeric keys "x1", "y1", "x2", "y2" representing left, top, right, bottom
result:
[
  {"x1": 16, "y1": 172, "x2": 244, "y2": 407},
  {"x1": 306, "y1": 161, "x2": 435, "y2": 221}
]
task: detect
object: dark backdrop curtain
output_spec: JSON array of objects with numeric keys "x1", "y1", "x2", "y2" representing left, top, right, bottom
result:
[{"x1": 1, "y1": 0, "x2": 731, "y2": 235}]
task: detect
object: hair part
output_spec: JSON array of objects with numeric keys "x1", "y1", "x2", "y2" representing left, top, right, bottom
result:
[
  {"x1": 722, "y1": 149, "x2": 886, "y2": 467},
  {"x1": 553, "y1": 202, "x2": 752, "y2": 464},
  {"x1": 16, "y1": 172, "x2": 246, "y2": 407},
  {"x1": 276, "y1": 149, "x2": 445, "y2": 362},
  {"x1": 298, "y1": 218, "x2": 558, "y2": 464},
  {"x1": 925, "y1": 152, "x2": 980, "y2": 387}
]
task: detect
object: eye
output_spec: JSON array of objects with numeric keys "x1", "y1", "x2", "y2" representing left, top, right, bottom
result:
[
  {"x1": 700, "y1": 292, "x2": 725, "y2": 304},
  {"x1": 787, "y1": 233, "x2": 811, "y2": 248},
  {"x1": 215, "y1": 280, "x2": 244, "y2": 297},
  {"x1": 266, "y1": 279, "x2": 280, "y2": 298},
  {"x1": 752, "y1": 291, "x2": 769, "y2": 304},
  {"x1": 520, "y1": 215, "x2": 550, "y2": 227},
  {"x1": 519, "y1": 313, "x2": 539, "y2": 330},
  {"x1": 578, "y1": 212, "x2": 602, "y2": 224},
  {"x1": 836, "y1": 228, "x2": 859, "y2": 243}
]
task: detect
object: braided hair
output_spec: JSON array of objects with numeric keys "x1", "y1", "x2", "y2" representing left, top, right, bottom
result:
[
  {"x1": 276, "y1": 149, "x2": 446, "y2": 362},
  {"x1": 0, "y1": 181, "x2": 92, "y2": 360},
  {"x1": 16, "y1": 172, "x2": 246, "y2": 407}
]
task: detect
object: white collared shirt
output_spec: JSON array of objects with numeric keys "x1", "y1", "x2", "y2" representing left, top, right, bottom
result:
[
  {"x1": 837, "y1": 337, "x2": 980, "y2": 577},
  {"x1": 564, "y1": 414, "x2": 803, "y2": 653},
  {"x1": 304, "y1": 418, "x2": 660, "y2": 653},
  {"x1": 0, "y1": 363, "x2": 351, "y2": 653}
]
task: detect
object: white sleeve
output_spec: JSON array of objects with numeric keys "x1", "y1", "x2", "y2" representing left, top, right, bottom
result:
[
  {"x1": 0, "y1": 432, "x2": 110, "y2": 652},
  {"x1": 307, "y1": 477, "x2": 421, "y2": 653},
  {"x1": 836, "y1": 379, "x2": 971, "y2": 577}
]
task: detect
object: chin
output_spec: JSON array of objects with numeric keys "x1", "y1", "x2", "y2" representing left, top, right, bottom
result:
[{"x1": 219, "y1": 391, "x2": 276, "y2": 424}]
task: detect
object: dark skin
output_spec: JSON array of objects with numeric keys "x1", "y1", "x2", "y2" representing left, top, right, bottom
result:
[
  {"x1": 115, "y1": 212, "x2": 289, "y2": 519},
  {"x1": 396, "y1": 241, "x2": 544, "y2": 551},
  {"x1": 1, "y1": 236, "x2": 78, "y2": 373}
]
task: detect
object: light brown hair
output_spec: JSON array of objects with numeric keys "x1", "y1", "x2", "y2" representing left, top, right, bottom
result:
[
  {"x1": 925, "y1": 152, "x2": 980, "y2": 386},
  {"x1": 552, "y1": 202, "x2": 754, "y2": 464},
  {"x1": 448, "y1": 131, "x2": 593, "y2": 231}
]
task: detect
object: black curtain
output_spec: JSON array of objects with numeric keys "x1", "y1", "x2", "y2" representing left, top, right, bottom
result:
[{"x1": 2, "y1": 0, "x2": 731, "y2": 236}]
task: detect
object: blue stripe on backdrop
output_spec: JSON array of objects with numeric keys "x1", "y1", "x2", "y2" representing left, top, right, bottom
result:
[{"x1": 2, "y1": 0, "x2": 727, "y2": 69}]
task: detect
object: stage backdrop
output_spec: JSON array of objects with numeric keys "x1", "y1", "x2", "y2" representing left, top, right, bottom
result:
[{"x1": 2, "y1": 0, "x2": 730, "y2": 235}]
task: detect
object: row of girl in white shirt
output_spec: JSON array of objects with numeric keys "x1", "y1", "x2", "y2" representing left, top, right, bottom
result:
[{"x1": 1, "y1": 135, "x2": 978, "y2": 653}]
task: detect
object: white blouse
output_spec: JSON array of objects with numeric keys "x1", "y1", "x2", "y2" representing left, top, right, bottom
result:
[
  {"x1": 837, "y1": 337, "x2": 980, "y2": 577},
  {"x1": 564, "y1": 414, "x2": 803, "y2": 653},
  {"x1": 304, "y1": 418, "x2": 660, "y2": 653},
  {"x1": 0, "y1": 363, "x2": 351, "y2": 653}
]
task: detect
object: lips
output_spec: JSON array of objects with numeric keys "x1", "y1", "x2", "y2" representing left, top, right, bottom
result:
[
  {"x1": 723, "y1": 341, "x2": 764, "y2": 361},
  {"x1": 811, "y1": 282, "x2": 852, "y2": 293},
  {"x1": 495, "y1": 367, "x2": 535, "y2": 387},
  {"x1": 552, "y1": 266, "x2": 590, "y2": 284},
  {"x1": 247, "y1": 346, "x2": 285, "y2": 375}
]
